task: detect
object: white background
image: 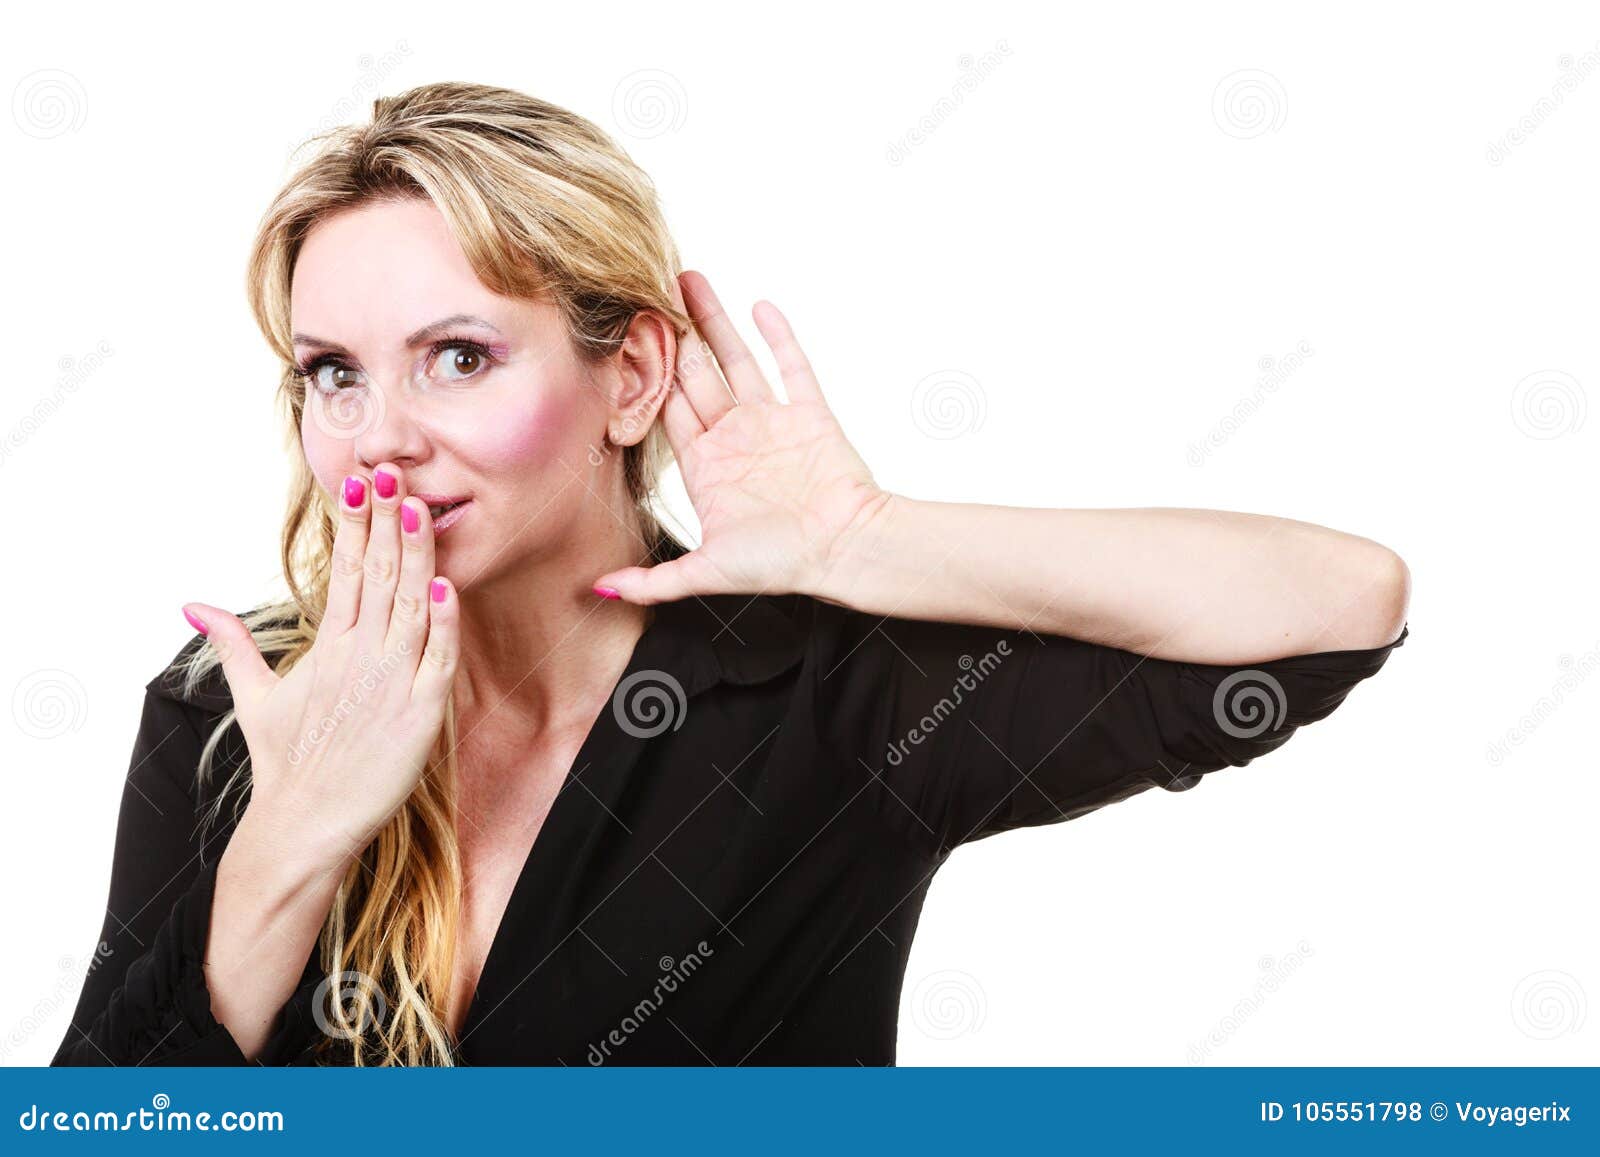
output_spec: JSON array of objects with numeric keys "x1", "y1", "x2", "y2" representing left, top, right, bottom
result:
[{"x1": 2, "y1": 1, "x2": 1595, "y2": 1066}]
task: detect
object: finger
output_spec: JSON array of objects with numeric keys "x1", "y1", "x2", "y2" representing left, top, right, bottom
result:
[
  {"x1": 355, "y1": 463, "x2": 404, "y2": 640},
  {"x1": 323, "y1": 474, "x2": 372, "y2": 635},
  {"x1": 411, "y1": 576, "x2": 460, "y2": 708},
  {"x1": 181, "y1": 603, "x2": 275, "y2": 715},
  {"x1": 752, "y1": 300, "x2": 827, "y2": 405},
  {"x1": 659, "y1": 379, "x2": 705, "y2": 457},
  {"x1": 592, "y1": 552, "x2": 723, "y2": 605},
  {"x1": 385, "y1": 494, "x2": 435, "y2": 669},
  {"x1": 673, "y1": 319, "x2": 736, "y2": 427},
  {"x1": 680, "y1": 270, "x2": 774, "y2": 406}
]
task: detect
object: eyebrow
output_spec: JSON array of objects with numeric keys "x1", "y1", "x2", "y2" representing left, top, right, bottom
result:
[{"x1": 291, "y1": 314, "x2": 503, "y2": 352}]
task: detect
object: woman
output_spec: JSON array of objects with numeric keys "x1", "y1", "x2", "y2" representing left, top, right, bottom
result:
[{"x1": 52, "y1": 82, "x2": 1409, "y2": 1067}]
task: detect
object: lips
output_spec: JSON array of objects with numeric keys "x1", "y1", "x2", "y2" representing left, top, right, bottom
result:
[{"x1": 412, "y1": 493, "x2": 472, "y2": 536}]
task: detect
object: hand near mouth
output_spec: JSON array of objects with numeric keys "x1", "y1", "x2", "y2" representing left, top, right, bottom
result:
[{"x1": 591, "y1": 271, "x2": 889, "y2": 606}]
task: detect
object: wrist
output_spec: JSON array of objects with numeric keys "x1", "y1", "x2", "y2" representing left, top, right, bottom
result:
[
  {"x1": 228, "y1": 801, "x2": 360, "y2": 896},
  {"x1": 808, "y1": 488, "x2": 906, "y2": 608}
]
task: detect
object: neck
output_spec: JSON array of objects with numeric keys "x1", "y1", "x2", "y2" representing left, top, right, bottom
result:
[{"x1": 450, "y1": 516, "x2": 658, "y2": 737}]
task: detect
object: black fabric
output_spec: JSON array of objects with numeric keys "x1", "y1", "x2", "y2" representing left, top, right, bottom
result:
[{"x1": 52, "y1": 594, "x2": 1407, "y2": 1066}]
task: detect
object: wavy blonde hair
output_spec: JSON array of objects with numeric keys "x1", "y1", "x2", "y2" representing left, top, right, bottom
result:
[{"x1": 177, "y1": 82, "x2": 692, "y2": 1065}]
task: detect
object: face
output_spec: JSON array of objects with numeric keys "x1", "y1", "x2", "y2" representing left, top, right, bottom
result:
[{"x1": 290, "y1": 197, "x2": 626, "y2": 590}]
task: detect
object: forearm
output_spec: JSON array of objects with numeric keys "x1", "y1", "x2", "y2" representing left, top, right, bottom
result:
[
  {"x1": 818, "y1": 496, "x2": 1410, "y2": 663},
  {"x1": 206, "y1": 807, "x2": 351, "y2": 1060}
]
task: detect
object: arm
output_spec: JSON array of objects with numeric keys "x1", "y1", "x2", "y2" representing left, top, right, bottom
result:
[{"x1": 813, "y1": 498, "x2": 1411, "y2": 663}]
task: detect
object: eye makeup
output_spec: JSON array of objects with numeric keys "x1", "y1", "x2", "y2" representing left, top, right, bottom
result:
[{"x1": 292, "y1": 335, "x2": 508, "y2": 393}]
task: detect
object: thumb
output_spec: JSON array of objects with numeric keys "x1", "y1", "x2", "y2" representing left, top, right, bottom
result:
[
  {"x1": 592, "y1": 553, "x2": 724, "y2": 606},
  {"x1": 181, "y1": 603, "x2": 275, "y2": 711}
]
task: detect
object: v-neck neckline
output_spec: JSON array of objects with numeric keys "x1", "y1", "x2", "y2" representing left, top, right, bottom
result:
[{"x1": 453, "y1": 602, "x2": 674, "y2": 1050}]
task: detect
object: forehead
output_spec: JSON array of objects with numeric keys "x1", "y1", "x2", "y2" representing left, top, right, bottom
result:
[{"x1": 289, "y1": 198, "x2": 525, "y2": 343}]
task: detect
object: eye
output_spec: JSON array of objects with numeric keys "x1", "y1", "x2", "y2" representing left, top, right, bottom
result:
[
  {"x1": 426, "y1": 340, "x2": 495, "y2": 384},
  {"x1": 295, "y1": 356, "x2": 365, "y2": 395}
]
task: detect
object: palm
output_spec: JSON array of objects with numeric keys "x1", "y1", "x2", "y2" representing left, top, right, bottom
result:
[{"x1": 595, "y1": 272, "x2": 887, "y2": 605}]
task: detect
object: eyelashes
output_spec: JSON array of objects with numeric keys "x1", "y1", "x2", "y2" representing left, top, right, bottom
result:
[{"x1": 293, "y1": 337, "x2": 502, "y2": 392}]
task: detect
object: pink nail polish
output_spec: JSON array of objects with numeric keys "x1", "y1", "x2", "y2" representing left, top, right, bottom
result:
[
  {"x1": 343, "y1": 476, "x2": 366, "y2": 508},
  {"x1": 430, "y1": 578, "x2": 448, "y2": 603},
  {"x1": 401, "y1": 504, "x2": 420, "y2": 534},
  {"x1": 374, "y1": 469, "x2": 397, "y2": 500},
  {"x1": 593, "y1": 585, "x2": 621, "y2": 600},
  {"x1": 183, "y1": 608, "x2": 209, "y2": 636}
]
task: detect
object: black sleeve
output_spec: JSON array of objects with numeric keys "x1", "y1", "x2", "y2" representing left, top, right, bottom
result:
[
  {"x1": 50, "y1": 685, "x2": 319, "y2": 1066},
  {"x1": 810, "y1": 600, "x2": 1408, "y2": 859}
]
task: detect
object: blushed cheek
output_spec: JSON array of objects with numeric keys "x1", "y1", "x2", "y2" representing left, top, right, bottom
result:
[
  {"x1": 301, "y1": 425, "x2": 351, "y2": 497},
  {"x1": 469, "y1": 390, "x2": 590, "y2": 471}
]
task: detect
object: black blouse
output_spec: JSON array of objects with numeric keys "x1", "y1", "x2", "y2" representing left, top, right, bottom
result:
[{"x1": 52, "y1": 593, "x2": 1407, "y2": 1066}]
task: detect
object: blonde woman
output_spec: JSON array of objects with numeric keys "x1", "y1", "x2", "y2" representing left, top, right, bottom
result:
[{"x1": 52, "y1": 82, "x2": 1410, "y2": 1067}]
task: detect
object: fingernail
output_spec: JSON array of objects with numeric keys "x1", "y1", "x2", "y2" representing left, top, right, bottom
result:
[
  {"x1": 343, "y1": 476, "x2": 366, "y2": 509},
  {"x1": 374, "y1": 469, "x2": 397, "y2": 500},
  {"x1": 183, "y1": 608, "x2": 209, "y2": 636},
  {"x1": 401, "y1": 503, "x2": 420, "y2": 534},
  {"x1": 593, "y1": 584, "x2": 621, "y2": 600},
  {"x1": 430, "y1": 578, "x2": 449, "y2": 603}
]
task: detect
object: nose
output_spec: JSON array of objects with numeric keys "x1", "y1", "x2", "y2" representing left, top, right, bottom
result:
[{"x1": 350, "y1": 380, "x2": 429, "y2": 470}]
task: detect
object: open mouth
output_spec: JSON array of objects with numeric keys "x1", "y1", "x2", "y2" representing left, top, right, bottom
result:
[{"x1": 414, "y1": 494, "x2": 472, "y2": 535}]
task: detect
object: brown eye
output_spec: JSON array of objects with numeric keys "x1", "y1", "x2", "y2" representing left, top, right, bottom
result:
[{"x1": 433, "y1": 344, "x2": 486, "y2": 381}]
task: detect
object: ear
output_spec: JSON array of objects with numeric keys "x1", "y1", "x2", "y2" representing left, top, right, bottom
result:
[{"x1": 600, "y1": 309, "x2": 677, "y2": 448}]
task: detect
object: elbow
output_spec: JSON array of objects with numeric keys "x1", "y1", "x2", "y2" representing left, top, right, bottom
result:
[{"x1": 1352, "y1": 546, "x2": 1411, "y2": 649}]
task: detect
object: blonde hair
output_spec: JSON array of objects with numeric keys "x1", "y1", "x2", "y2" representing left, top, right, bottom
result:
[{"x1": 179, "y1": 82, "x2": 692, "y2": 1065}]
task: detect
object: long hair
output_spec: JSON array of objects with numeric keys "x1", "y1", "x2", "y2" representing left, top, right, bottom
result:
[{"x1": 178, "y1": 82, "x2": 692, "y2": 1065}]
